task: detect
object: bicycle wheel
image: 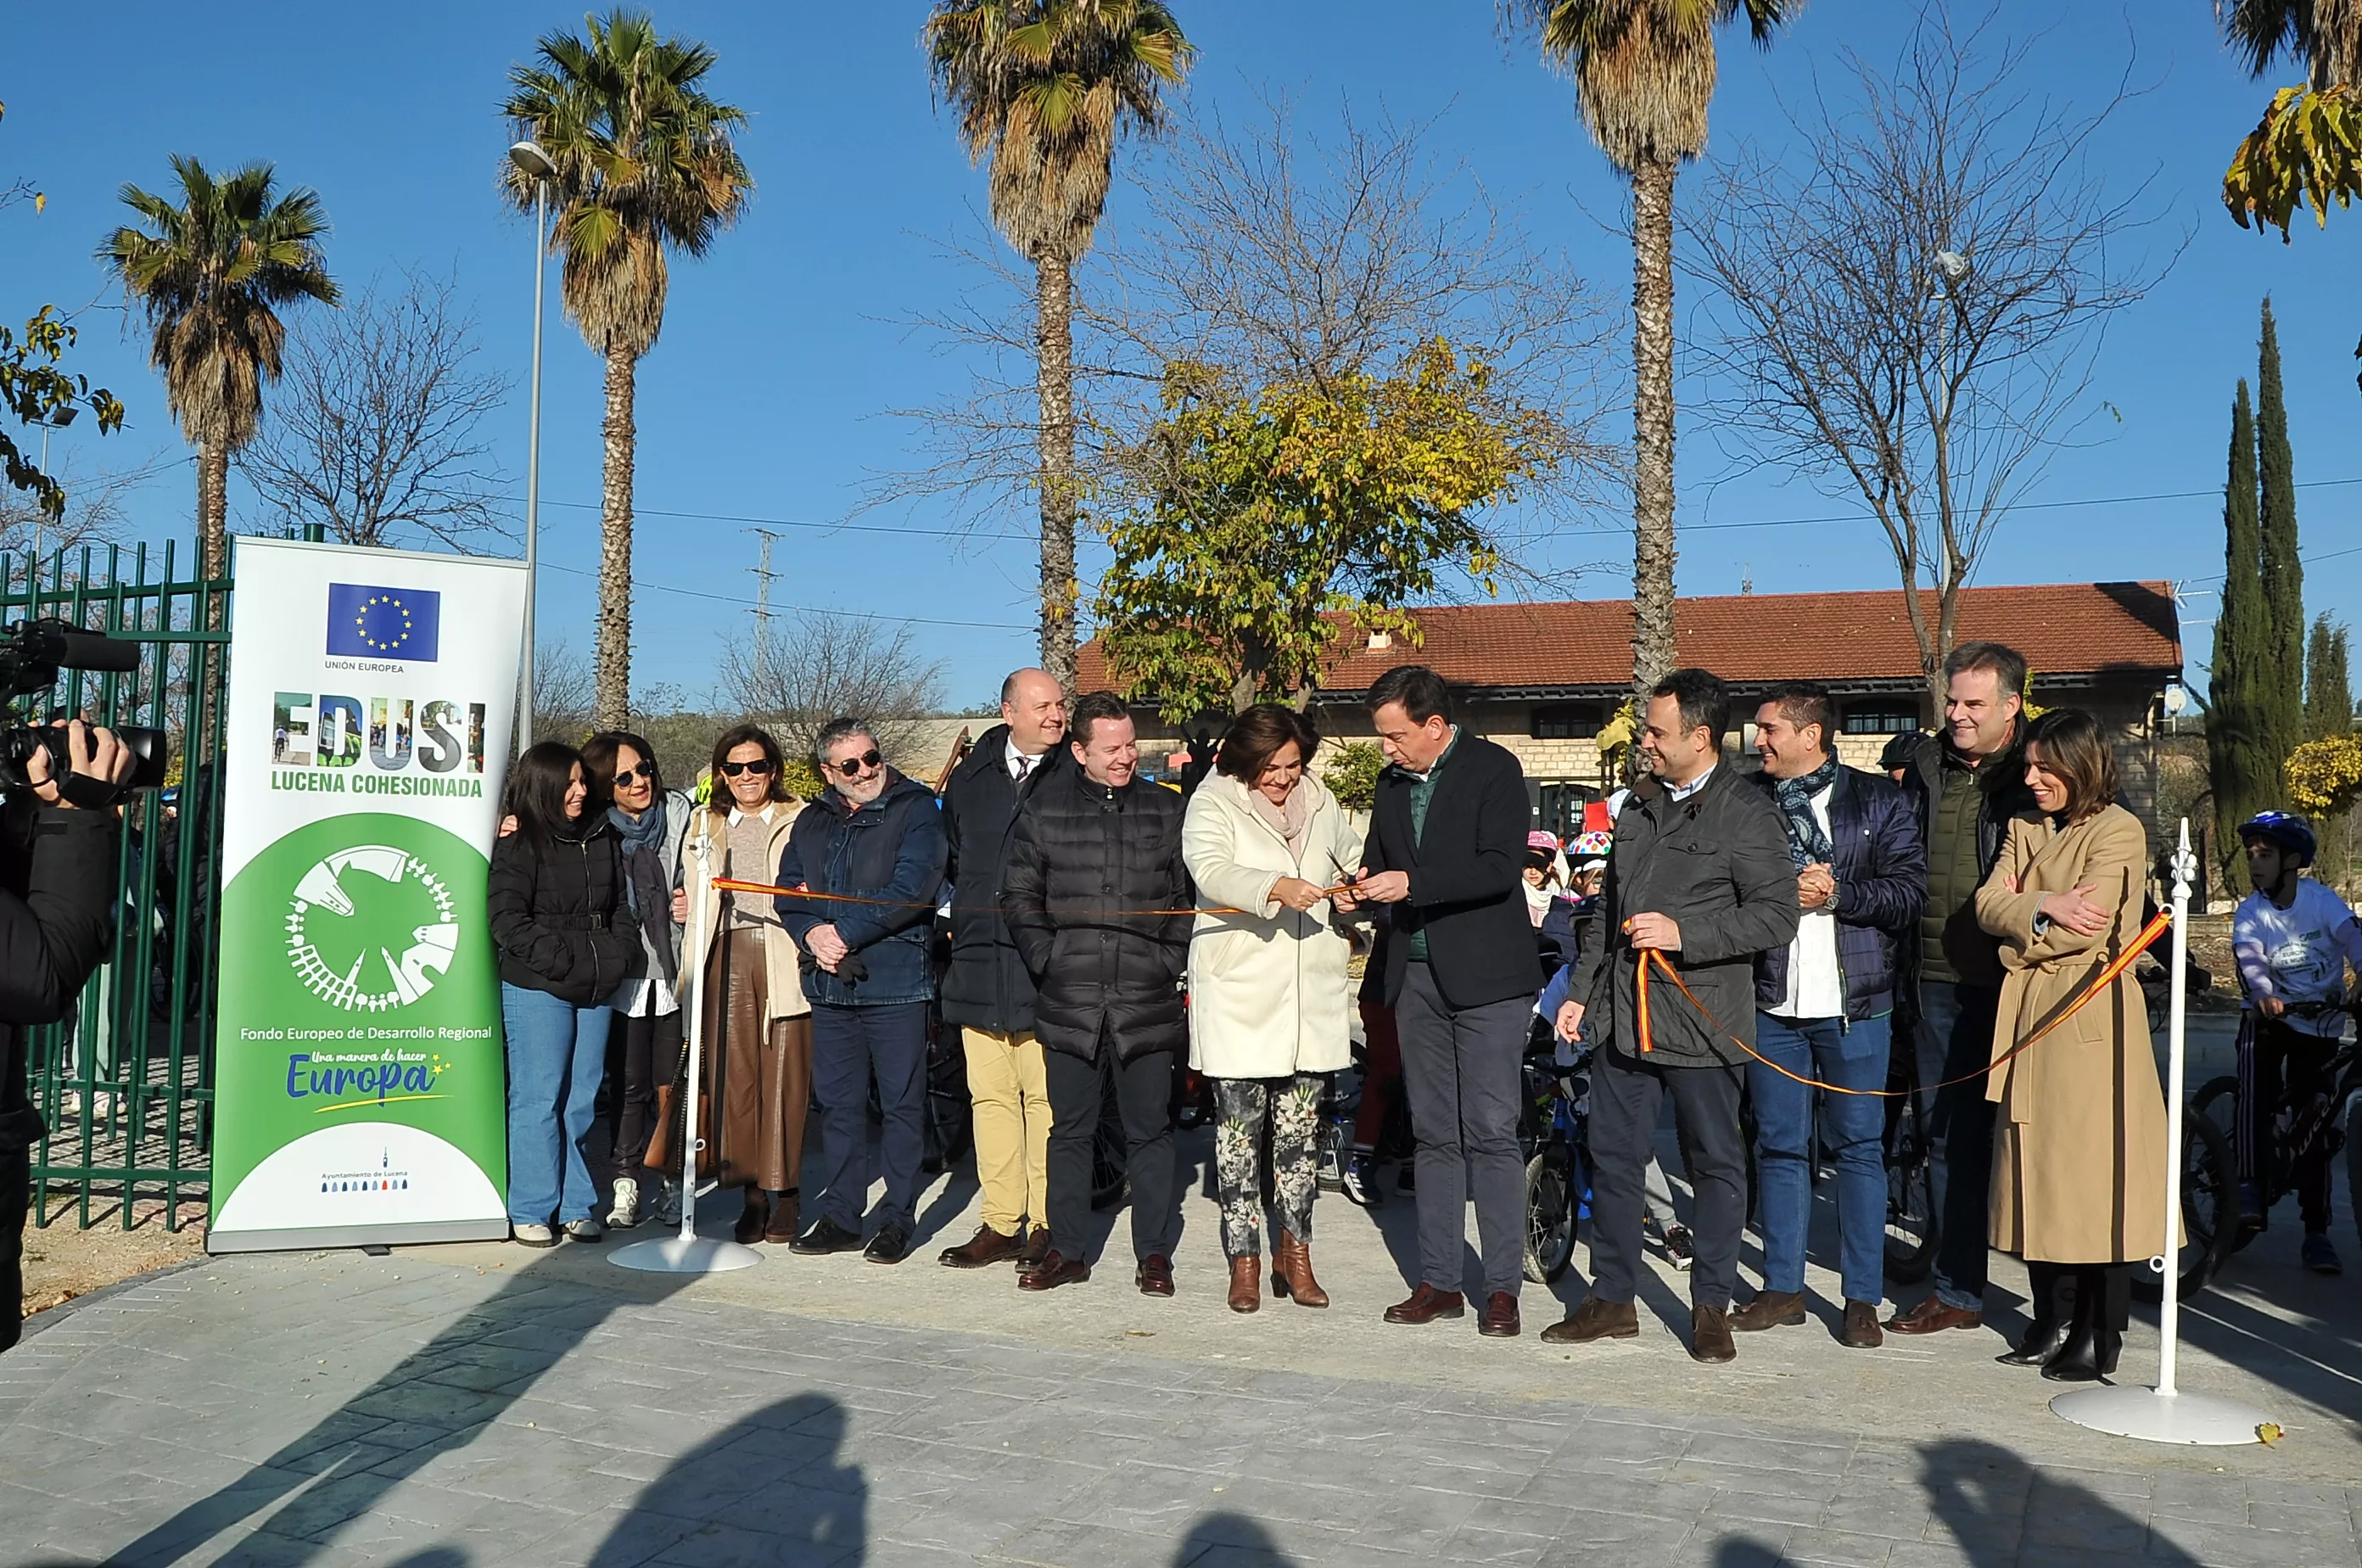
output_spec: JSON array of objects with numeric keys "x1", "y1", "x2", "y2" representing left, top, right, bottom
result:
[
  {"x1": 2190, "y1": 1075, "x2": 2250, "y2": 1254},
  {"x1": 2133, "y1": 1112, "x2": 2236, "y2": 1302},
  {"x1": 1523, "y1": 1145, "x2": 1576, "y2": 1284},
  {"x1": 920, "y1": 1029, "x2": 972, "y2": 1176},
  {"x1": 1883, "y1": 1089, "x2": 1939, "y2": 1285}
]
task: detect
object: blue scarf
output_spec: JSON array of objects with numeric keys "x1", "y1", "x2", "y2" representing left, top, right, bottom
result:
[
  {"x1": 609, "y1": 795, "x2": 677, "y2": 985},
  {"x1": 1772, "y1": 754, "x2": 1839, "y2": 871}
]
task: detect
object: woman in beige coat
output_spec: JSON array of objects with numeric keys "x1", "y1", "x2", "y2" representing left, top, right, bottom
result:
[
  {"x1": 682, "y1": 724, "x2": 811, "y2": 1245},
  {"x1": 1182, "y1": 704, "x2": 1364, "y2": 1314},
  {"x1": 1973, "y1": 708, "x2": 2168, "y2": 1382}
]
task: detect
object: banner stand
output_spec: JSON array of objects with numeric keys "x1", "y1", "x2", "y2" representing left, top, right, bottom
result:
[
  {"x1": 613, "y1": 829, "x2": 762, "y2": 1276},
  {"x1": 2053, "y1": 820, "x2": 2271, "y2": 1446}
]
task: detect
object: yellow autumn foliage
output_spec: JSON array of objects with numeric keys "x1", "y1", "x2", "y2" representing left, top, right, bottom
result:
[{"x1": 2285, "y1": 735, "x2": 2362, "y2": 815}]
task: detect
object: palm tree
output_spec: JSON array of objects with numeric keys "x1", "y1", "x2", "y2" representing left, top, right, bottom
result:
[
  {"x1": 98, "y1": 157, "x2": 337, "y2": 585},
  {"x1": 926, "y1": 0, "x2": 1193, "y2": 692},
  {"x1": 501, "y1": 8, "x2": 751, "y2": 727},
  {"x1": 2223, "y1": 0, "x2": 2359, "y2": 91},
  {"x1": 1513, "y1": 1, "x2": 1794, "y2": 704}
]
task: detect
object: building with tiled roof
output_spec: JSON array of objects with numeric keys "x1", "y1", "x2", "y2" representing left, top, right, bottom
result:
[{"x1": 1078, "y1": 581, "x2": 2183, "y2": 836}]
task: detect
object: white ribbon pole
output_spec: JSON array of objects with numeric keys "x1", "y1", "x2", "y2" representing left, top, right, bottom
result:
[
  {"x1": 611, "y1": 819, "x2": 762, "y2": 1274},
  {"x1": 2052, "y1": 818, "x2": 2267, "y2": 1442}
]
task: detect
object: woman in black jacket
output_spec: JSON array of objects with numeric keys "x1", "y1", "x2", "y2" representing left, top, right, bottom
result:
[{"x1": 488, "y1": 742, "x2": 639, "y2": 1246}]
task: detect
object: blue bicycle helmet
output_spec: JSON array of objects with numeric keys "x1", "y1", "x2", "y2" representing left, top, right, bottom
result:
[{"x1": 2239, "y1": 810, "x2": 2317, "y2": 867}]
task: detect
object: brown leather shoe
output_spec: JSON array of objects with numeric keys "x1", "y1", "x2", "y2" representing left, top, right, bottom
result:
[
  {"x1": 1383, "y1": 1283, "x2": 1466, "y2": 1324},
  {"x1": 938, "y1": 1224, "x2": 1023, "y2": 1268},
  {"x1": 764, "y1": 1191, "x2": 800, "y2": 1246},
  {"x1": 1841, "y1": 1300, "x2": 1884, "y2": 1349},
  {"x1": 1479, "y1": 1291, "x2": 1521, "y2": 1338},
  {"x1": 1016, "y1": 1249, "x2": 1089, "y2": 1290},
  {"x1": 733, "y1": 1191, "x2": 769, "y2": 1246},
  {"x1": 1888, "y1": 1295, "x2": 1982, "y2": 1335},
  {"x1": 1730, "y1": 1290, "x2": 1806, "y2": 1332},
  {"x1": 1271, "y1": 1231, "x2": 1329, "y2": 1308},
  {"x1": 1227, "y1": 1255, "x2": 1261, "y2": 1313},
  {"x1": 1017, "y1": 1224, "x2": 1053, "y2": 1272},
  {"x1": 1135, "y1": 1253, "x2": 1176, "y2": 1296},
  {"x1": 1690, "y1": 1304, "x2": 1738, "y2": 1364},
  {"x1": 1540, "y1": 1296, "x2": 1638, "y2": 1343}
]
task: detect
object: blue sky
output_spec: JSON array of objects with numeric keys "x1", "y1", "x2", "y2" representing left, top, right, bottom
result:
[{"x1": 4, "y1": 0, "x2": 2354, "y2": 710}]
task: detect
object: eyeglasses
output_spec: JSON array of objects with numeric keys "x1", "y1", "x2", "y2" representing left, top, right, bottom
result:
[
  {"x1": 719, "y1": 759, "x2": 774, "y2": 778},
  {"x1": 614, "y1": 762, "x2": 657, "y2": 785},
  {"x1": 830, "y1": 748, "x2": 884, "y2": 780}
]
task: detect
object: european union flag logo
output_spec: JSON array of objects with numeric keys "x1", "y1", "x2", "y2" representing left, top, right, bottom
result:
[{"x1": 326, "y1": 584, "x2": 441, "y2": 661}]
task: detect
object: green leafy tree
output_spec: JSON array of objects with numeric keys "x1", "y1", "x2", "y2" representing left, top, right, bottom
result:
[
  {"x1": 2210, "y1": 378, "x2": 2272, "y2": 870},
  {"x1": 2221, "y1": 0, "x2": 2361, "y2": 239},
  {"x1": 2, "y1": 310, "x2": 123, "y2": 525},
  {"x1": 1320, "y1": 742, "x2": 1384, "y2": 813},
  {"x1": 926, "y1": 0, "x2": 1194, "y2": 692},
  {"x1": 1505, "y1": 0, "x2": 1797, "y2": 707},
  {"x1": 97, "y1": 156, "x2": 337, "y2": 583},
  {"x1": 2258, "y1": 298, "x2": 2306, "y2": 768},
  {"x1": 502, "y1": 8, "x2": 752, "y2": 728},
  {"x1": 1093, "y1": 343, "x2": 1559, "y2": 720},
  {"x1": 2305, "y1": 613, "x2": 2352, "y2": 741}
]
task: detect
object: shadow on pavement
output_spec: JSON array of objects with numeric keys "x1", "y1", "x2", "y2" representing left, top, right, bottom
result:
[
  {"x1": 2174, "y1": 1262, "x2": 2362, "y2": 1431},
  {"x1": 1919, "y1": 1436, "x2": 2199, "y2": 1565},
  {"x1": 96, "y1": 1246, "x2": 699, "y2": 1566},
  {"x1": 1173, "y1": 1511, "x2": 1296, "y2": 1565},
  {"x1": 588, "y1": 1392, "x2": 866, "y2": 1567}
]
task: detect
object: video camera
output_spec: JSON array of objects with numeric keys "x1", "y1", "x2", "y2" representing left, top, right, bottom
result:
[{"x1": 0, "y1": 619, "x2": 168, "y2": 796}]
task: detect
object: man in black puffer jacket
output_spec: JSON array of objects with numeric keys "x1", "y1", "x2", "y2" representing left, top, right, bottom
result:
[{"x1": 1002, "y1": 692, "x2": 1189, "y2": 1296}]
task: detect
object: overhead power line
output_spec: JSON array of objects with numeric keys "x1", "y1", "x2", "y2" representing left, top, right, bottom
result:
[{"x1": 536, "y1": 558, "x2": 1033, "y2": 631}]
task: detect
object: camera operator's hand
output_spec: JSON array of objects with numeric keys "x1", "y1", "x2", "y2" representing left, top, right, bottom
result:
[{"x1": 25, "y1": 720, "x2": 133, "y2": 810}]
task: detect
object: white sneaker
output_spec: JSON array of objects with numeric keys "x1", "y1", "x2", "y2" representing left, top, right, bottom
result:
[
  {"x1": 565, "y1": 1217, "x2": 604, "y2": 1243},
  {"x1": 651, "y1": 1177, "x2": 681, "y2": 1227},
  {"x1": 607, "y1": 1176, "x2": 641, "y2": 1229},
  {"x1": 512, "y1": 1223, "x2": 557, "y2": 1248}
]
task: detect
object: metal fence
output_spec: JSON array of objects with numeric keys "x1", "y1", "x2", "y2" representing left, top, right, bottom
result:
[{"x1": 8, "y1": 540, "x2": 229, "y2": 1231}]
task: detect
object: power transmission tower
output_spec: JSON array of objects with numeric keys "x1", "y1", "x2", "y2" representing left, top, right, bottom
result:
[{"x1": 747, "y1": 528, "x2": 784, "y2": 697}]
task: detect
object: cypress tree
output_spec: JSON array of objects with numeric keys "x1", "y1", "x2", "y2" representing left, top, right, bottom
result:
[
  {"x1": 2258, "y1": 298, "x2": 2306, "y2": 768},
  {"x1": 2306, "y1": 613, "x2": 2353, "y2": 741},
  {"x1": 2210, "y1": 378, "x2": 2268, "y2": 862}
]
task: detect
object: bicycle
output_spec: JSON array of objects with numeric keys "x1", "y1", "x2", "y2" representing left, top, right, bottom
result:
[
  {"x1": 1881, "y1": 1028, "x2": 1940, "y2": 1285},
  {"x1": 2192, "y1": 996, "x2": 2362, "y2": 1257},
  {"x1": 1520, "y1": 1017, "x2": 1590, "y2": 1285}
]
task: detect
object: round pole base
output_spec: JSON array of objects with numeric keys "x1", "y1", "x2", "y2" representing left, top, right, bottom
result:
[
  {"x1": 2051, "y1": 1385, "x2": 2273, "y2": 1446},
  {"x1": 607, "y1": 1234, "x2": 764, "y2": 1275}
]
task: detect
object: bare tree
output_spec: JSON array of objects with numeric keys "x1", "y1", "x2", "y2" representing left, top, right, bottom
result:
[
  {"x1": 532, "y1": 636, "x2": 596, "y2": 747},
  {"x1": 875, "y1": 100, "x2": 1616, "y2": 596},
  {"x1": 0, "y1": 449, "x2": 177, "y2": 574},
  {"x1": 1686, "y1": 8, "x2": 2172, "y2": 703},
  {"x1": 717, "y1": 611, "x2": 949, "y2": 768},
  {"x1": 238, "y1": 267, "x2": 513, "y2": 552}
]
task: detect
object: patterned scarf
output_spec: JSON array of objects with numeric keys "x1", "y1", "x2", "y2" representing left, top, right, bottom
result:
[
  {"x1": 610, "y1": 795, "x2": 678, "y2": 986},
  {"x1": 1772, "y1": 753, "x2": 1839, "y2": 871}
]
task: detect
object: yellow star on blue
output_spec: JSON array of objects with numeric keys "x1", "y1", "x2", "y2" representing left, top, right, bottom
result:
[{"x1": 354, "y1": 594, "x2": 415, "y2": 652}]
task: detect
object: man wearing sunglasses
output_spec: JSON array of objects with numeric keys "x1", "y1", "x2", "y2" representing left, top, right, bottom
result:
[{"x1": 774, "y1": 718, "x2": 949, "y2": 1265}]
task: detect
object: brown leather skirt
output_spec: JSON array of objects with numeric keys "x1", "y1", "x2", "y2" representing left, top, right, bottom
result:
[{"x1": 704, "y1": 928, "x2": 811, "y2": 1193}]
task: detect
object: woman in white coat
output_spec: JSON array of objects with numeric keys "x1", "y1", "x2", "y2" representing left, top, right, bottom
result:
[{"x1": 1183, "y1": 703, "x2": 1363, "y2": 1314}]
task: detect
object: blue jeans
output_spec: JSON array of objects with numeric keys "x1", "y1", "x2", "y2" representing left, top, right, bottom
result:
[
  {"x1": 1917, "y1": 982, "x2": 2001, "y2": 1311},
  {"x1": 1750, "y1": 1011, "x2": 1891, "y2": 1306},
  {"x1": 501, "y1": 983, "x2": 612, "y2": 1227},
  {"x1": 809, "y1": 1001, "x2": 930, "y2": 1232}
]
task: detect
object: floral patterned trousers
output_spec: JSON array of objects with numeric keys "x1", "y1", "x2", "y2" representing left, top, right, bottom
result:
[{"x1": 1212, "y1": 1072, "x2": 1326, "y2": 1258}]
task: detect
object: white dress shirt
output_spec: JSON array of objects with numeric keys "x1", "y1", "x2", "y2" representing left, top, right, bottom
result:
[{"x1": 1769, "y1": 780, "x2": 1844, "y2": 1020}]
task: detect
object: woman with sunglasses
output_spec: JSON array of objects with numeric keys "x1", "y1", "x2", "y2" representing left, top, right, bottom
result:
[
  {"x1": 582, "y1": 731, "x2": 696, "y2": 1230},
  {"x1": 487, "y1": 742, "x2": 641, "y2": 1246},
  {"x1": 683, "y1": 724, "x2": 812, "y2": 1245}
]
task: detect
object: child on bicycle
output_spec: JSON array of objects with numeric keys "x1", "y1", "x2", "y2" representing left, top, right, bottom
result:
[{"x1": 2231, "y1": 810, "x2": 2362, "y2": 1275}]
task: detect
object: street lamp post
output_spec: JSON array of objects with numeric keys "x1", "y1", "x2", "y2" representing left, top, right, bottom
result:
[
  {"x1": 509, "y1": 139, "x2": 557, "y2": 748},
  {"x1": 28, "y1": 404, "x2": 78, "y2": 596}
]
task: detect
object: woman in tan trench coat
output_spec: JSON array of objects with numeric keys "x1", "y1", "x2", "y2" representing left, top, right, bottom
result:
[
  {"x1": 683, "y1": 724, "x2": 812, "y2": 1246},
  {"x1": 1974, "y1": 708, "x2": 2169, "y2": 1383}
]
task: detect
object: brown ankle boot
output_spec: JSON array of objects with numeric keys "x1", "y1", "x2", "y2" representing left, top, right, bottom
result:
[
  {"x1": 733, "y1": 1191, "x2": 769, "y2": 1246},
  {"x1": 1272, "y1": 1232, "x2": 1329, "y2": 1308},
  {"x1": 1227, "y1": 1255, "x2": 1261, "y2": 1313}
]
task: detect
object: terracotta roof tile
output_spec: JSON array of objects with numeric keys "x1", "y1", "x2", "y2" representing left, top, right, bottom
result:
[{"x1": 1075, "y1": 581, "x2": 2180, "y2": 696}]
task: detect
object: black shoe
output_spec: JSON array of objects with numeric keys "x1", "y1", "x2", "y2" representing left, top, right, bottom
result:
[
  {"x1": 2040, "y1": 1330, "x2": 2105, "y2": 1383},
  {"x1": 788, "y1": 1217, "x2": 863, "y2": 1256},
  {"x1": 1997, "y1": 1316, "x2": 2068, "y2": 1367},
  {"x1": 864, "y1": 1224, "x2": 911, "y2": 1265}
]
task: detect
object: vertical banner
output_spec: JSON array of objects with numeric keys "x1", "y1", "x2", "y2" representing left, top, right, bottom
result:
[{"x1": 210, "y1": 537, "x2": 526, "y2": 1252}]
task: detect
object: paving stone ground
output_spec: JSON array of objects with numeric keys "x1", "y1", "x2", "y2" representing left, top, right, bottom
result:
[{"x1": 3, "y1": 1094, "x2": 2358, "y2": 1568}]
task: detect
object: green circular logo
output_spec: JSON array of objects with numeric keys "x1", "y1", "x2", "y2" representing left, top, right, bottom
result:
[{"x1": 286, "y1": 845, "x2": 460, "y2": 1012}]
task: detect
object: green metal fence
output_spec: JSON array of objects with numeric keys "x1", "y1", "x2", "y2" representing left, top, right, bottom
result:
[{"x1": 8, "y1": 540, "x2": 229, "y2": 1231}]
